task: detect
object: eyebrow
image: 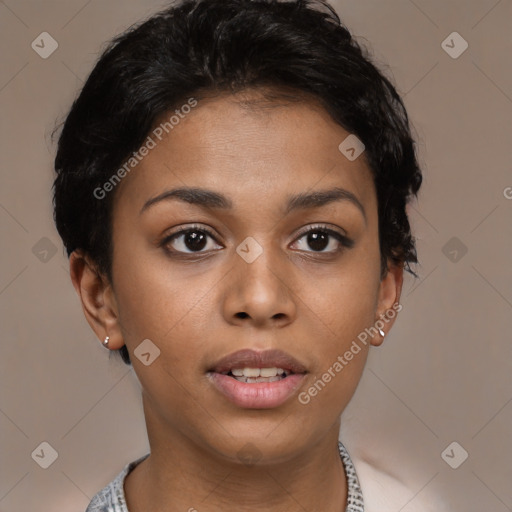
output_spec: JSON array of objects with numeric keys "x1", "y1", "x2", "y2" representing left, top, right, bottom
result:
[{"x1": 139, "y1": 185, "x2": 367, "y2": 223}]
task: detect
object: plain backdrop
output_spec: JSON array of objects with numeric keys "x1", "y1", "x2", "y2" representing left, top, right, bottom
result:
[{"x1": 0, "y1": 1, "x2": 511, "y2": 511}]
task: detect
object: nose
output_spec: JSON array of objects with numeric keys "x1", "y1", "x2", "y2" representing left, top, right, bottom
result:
[{"x1": 222, "y1": 246, "x2": 297, "y2": 329}]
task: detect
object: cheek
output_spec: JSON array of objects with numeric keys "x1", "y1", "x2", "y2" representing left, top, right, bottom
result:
[
  {"x1": 308, "y1": 277, "x2": 376, "y2": 379},
  {"x1": 111, "y1": 219, "x2": 197, "y2": 331},
  {"x1": 327, "y1": 274, "x2": 378, "y2": 338},
  {"x1": 112, "y1": 255, "x2": 210, "y2": 409},
  {"x1": 306, "y1": 251, "x2": 380, "y2": 339},
  {"x1": 113, "y1": 256, "x2": 208, "y2": 346},
  {"x1": 109, "y1": 239, "x2": 185, "y2": 352},
  {"x1": 299, "y1": 249, "x2": 380, "y2": 388},
  {"x1": 295, "y1": 274, "x2": 377, "y2": 419}
]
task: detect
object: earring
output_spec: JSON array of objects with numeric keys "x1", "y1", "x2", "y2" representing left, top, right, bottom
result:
[
  {"x1": 103, "y1": 336, "x2": 110, "y2": 347},
  {"x1": 378, "y1": 328, "x2": 385, "y2": 338}
]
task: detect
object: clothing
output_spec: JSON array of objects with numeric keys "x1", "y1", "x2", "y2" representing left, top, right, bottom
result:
[{"x1": 85, "y1": 441, "x2": 364, "y2": 511}]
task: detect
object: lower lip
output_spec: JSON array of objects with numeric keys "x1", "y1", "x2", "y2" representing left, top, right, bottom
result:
[{"x1": 208, "y1": 373, "x2": 306, "y2": 409}]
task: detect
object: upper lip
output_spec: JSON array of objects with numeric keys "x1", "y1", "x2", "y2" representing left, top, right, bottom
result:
[{"x1": 208, "y1": 349, "x2": 307, "y2": 374}]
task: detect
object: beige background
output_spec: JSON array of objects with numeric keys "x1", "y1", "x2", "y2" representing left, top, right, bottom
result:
[{"x1": 1, "y1": 0, "x2": 511, "y2": 511}]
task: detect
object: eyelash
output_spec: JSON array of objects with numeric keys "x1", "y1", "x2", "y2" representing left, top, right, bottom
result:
[{"x1": 160, "y1": 223, "x2": 354, "y2": 256}]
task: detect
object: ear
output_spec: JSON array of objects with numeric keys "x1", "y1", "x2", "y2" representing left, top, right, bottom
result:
[
  {"x1": 371, "y1": 261, "x2": 404, "y2": 347},
  {"x1": 69, "y1": 250, "x2": 123, "y2": 350}
]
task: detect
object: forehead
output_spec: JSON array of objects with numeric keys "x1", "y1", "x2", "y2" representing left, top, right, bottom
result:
[{"x1": 113, "y1": 90, "x2": 376, "y2": 217}]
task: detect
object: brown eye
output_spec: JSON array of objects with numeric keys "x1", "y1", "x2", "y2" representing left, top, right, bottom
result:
[
  {"x1": 292, "y1": 225, "x2": 353, "y2": 253},
  {"x1": 161, "y1": 225, "x2": 222, "y2": 254}
]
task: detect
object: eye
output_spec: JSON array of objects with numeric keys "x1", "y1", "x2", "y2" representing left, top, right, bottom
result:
[
  {"x1": 160, "y1": 223, "x2": 353, "y2": 257},
  {"x1": 291, "y1": 224, "x2": 354, "y2": 254},
  {"x1": 161, "y1": 224, "x2": 222, "y2": 254}
]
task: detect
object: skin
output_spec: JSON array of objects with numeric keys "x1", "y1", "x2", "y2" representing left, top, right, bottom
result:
[{"x1": 70, "y1": 88, "x2": 403, "y2": 512}]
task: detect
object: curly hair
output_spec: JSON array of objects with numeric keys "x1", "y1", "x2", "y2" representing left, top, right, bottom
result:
[{"x1": 53, "y1": 0, "x2": 422, "y2": 366}]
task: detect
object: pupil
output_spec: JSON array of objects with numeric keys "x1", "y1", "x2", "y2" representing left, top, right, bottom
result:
[
  {"x1": 308, "y1": 232, "x2": 328, "y2": 251},
  {"x1": 185, "y1": 231, "x2": 207, "y2": 251}
]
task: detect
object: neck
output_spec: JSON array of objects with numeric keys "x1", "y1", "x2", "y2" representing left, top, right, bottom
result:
[{"x1": 125, "y1": 399, "x2": 348, "y2": 512}]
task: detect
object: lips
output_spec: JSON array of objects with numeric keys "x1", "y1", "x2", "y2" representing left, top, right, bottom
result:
[
  {"x1": 207, "y1": 349, "x2": 307, "y2": 409},
  {"x1": 208, "y1": 348, "x2": 307, "y2": 375}
]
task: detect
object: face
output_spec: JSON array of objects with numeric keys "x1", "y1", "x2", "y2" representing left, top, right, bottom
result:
[{"x1": 73, "y1": 89, "x2": 402, "y2": 463}]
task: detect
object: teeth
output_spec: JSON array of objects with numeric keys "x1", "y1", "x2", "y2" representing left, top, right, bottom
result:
[
  {"x1": 243, "y1": 368, "x2": 261, "y2": 377},
  {"x1": 261, "y1": 367, "x2": 282, "y2": 377},
  {"x1": 216, "y1": 366, "x2": 295, "y2": 383},
  {"x1": 228, "y1": 367, "x2": 286, "y2": 378},
  {"x1": 233, "y1": 375, "x2": 285, "y2": 383}
]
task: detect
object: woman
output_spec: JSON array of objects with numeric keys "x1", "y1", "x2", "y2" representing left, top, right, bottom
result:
[{"x1": 52, "y1": 0, "x2": 422, "y2": 510}]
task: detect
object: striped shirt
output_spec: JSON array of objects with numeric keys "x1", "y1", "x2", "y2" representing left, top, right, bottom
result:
[{"x1": 85, "y1": 441, "x2": 364, "y2": 511}]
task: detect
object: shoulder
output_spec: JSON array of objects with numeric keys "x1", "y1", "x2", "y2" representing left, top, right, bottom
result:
[
  {"x1": 85, "y1": 454, "x2": 150, "y2": 512},
  {"x1": 351, "y1": 457, "x2": 451, "y2": 512}
]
